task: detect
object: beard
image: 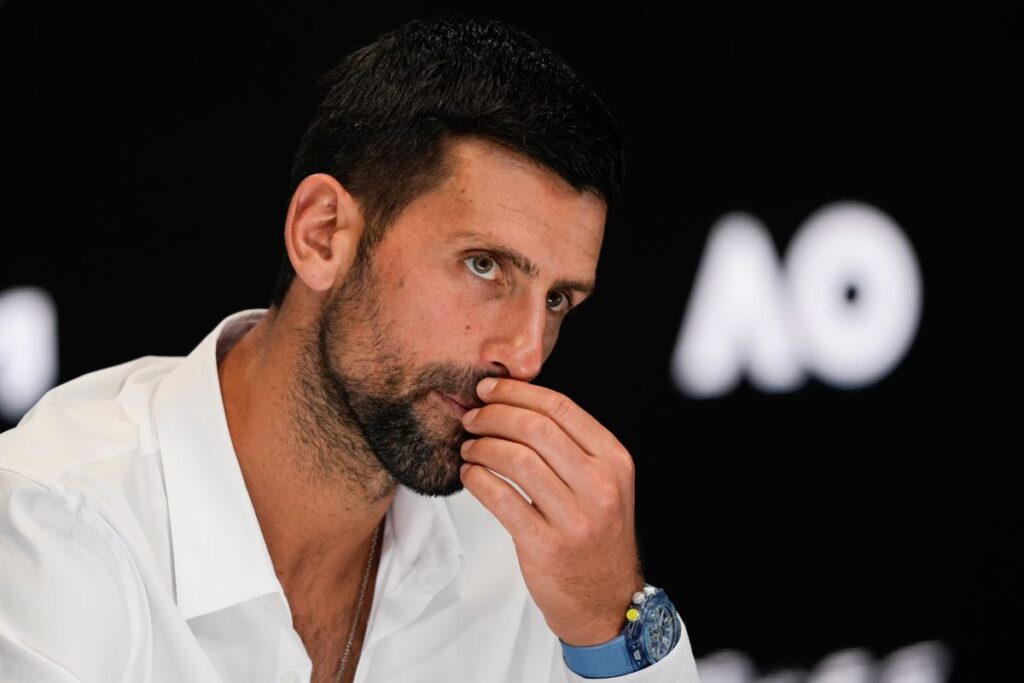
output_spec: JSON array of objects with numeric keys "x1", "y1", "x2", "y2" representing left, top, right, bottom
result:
[{"x1": 293, "y1": 249, "x2": 491, "y2": 502}]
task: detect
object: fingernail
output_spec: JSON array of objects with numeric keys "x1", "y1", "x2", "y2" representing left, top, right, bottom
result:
[
  {"x1": 477, "y1": 377, "x2": 497, "y2": 395},
  {"x1": 463, "y1": 408, "x2": 479, "y2": 423}
]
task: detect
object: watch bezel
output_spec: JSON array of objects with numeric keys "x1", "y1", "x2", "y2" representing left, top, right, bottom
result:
[{"x1": 623, "y1": 585, "x2": 681, "y2": 669}]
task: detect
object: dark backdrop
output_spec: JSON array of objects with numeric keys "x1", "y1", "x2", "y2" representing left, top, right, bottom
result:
[{"x1": 0, "y1": 4, "x2": 1014, "y2": 681}]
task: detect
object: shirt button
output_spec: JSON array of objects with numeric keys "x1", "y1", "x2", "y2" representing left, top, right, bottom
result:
[{"x1": 281, "y1": 672, "x2": 302, "y2": 683}]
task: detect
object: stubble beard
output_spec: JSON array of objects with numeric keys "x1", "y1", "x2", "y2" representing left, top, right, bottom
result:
[{"x1": 292, "y1": 252, "x2": 481, "y2": 503}]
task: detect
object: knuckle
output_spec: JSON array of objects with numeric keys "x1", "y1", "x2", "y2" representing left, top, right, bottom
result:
[
  {"x1": 546, "y1": 392, "x2": 573, "y2": 420},
  {"x1": 526, "y1": 414, "x2": 552, "y2": 440},
  {"x1": 593, "y1": 481, "x2": 620, "y2": 512},
  {"x1": 491, "y1": 475, "x2": 519, "y2": 504},
  {"x1": 493, "y1": 487, "x2": 517, "y2": 514},
  {"x1": 619, "y1": 450, "x2": 636, "y2": 478},
  {"x1": 509, "y1": 444, "x2": 534, "y2": 474},
  {"x1": 574, "y1": 516, "x2": 599, "y2": 547},
  {"x1": 515, "y1": 505, "x2": 543, "y2": 538}
]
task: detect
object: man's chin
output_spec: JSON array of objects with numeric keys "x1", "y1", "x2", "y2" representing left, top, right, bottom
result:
[
  {"x1": 400, "y1": 477, "x2": 466, "y2": 498},
  {"x1": 371, "y1": 444, "x2": 466, "y2": 498}
]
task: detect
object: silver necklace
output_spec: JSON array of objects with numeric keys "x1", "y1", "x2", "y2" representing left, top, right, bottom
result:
[{"x1": 335, "y1": 520, "x2": 382, "y2": 683}]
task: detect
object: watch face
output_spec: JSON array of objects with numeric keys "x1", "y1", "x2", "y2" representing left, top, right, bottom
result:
[{"x1": 642, "y1": 604, "x2": 677, "y2": 661}]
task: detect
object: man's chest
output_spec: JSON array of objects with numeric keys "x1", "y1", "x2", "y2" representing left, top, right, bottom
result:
[
  {"x1": 305, "y1": 630, "x2": 343, "y2": 683},
  {"x1": 295, "y1": 597, "x2": 372, "y2": 683}
]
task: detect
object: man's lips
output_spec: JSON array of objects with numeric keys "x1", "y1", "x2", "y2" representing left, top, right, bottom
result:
[{"x1": 436, "y1": 391, "x2": 482, "y2": 417}]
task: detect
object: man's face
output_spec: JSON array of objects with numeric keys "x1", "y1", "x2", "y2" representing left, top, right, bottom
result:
[{"x1": 308, "y1": 137, "x2": 606, "y2": 498}]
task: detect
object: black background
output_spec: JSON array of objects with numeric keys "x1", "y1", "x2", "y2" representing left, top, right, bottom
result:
[{"x1": 1, "y1": 3, "x2": 1015, "y2": 680}]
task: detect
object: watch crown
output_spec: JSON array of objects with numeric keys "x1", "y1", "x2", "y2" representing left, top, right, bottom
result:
[{"x1": 631, "y1": 591, "x2": 645, "y2": 605}]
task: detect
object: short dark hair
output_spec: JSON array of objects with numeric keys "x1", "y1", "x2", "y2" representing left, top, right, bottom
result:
[{"x1": 269, "y1": 14, "x2": 627, "y2": 309}]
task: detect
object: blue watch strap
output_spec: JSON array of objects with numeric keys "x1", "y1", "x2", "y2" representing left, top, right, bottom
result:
[
  {"x1": 559, "y1": 586, "x2": 682, "y2": 678},
  {"x1": 559, "y1": 632, "x2": 635, "y2": 678}
]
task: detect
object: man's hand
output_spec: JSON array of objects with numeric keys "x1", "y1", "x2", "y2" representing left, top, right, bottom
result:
[{"x1": 458, "y1": 377, "x2": 645, "y2": 647}]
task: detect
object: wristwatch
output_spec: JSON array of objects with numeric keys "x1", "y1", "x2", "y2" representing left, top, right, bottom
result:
[{"x1": 559, "y1": 583, "x2": 681, "y2": 678}]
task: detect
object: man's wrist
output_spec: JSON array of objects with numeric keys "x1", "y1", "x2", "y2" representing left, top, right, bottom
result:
[{"x1": 558, "y1": 586, "x2": 681, "y2": 678}]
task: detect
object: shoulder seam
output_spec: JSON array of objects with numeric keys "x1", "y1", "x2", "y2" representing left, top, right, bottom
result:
[{"x1": 1, "y1": 470, "x2": 149, "y2": 680}]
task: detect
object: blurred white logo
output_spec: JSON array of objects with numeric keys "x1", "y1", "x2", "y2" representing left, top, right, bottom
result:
[
  {"x1": 698, "y1": 640, "x2": 951, "y2": 683},
  {"x1": 671, "y1": 201, "x2": 922, "y2": 396},
  {"x1": 0, "y1": 287, "x2": 58, "y2": 422}
]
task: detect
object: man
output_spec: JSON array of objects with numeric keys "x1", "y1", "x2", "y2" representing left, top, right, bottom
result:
[{"x1": 0, "y1": 15, "x2": 700, "y2": 683}]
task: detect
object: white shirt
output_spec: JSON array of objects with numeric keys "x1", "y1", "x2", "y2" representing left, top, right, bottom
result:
[{"x1": 0, "y1": 309, "x2": 700, "y2": 683}]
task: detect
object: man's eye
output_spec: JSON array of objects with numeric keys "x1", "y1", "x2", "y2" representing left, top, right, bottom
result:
[
  {"x1": 547, "y1": 291, "x2": 573, "y2": 314},
  {"x1": 464, "y1": 254, "x2": 574, "y2": 315},
  {"x1": 464, "y1": 255, "x2": 500, "y2": 281}
]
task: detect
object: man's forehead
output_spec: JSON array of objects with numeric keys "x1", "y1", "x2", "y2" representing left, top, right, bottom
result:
[
  {"x1": 447, "y1": 135, "x2": 537, "y2": 171},
  {"x1": 440, "y1": 141, "x2": 605, "y2": 246},
  {"x1": 444, "y1": 138, "x2": 590, "y2": 204}
]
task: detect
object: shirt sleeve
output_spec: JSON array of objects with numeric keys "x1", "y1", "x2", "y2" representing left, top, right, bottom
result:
[
  {"x1": 0, "y1": 470, "x2": 146, "y2": 683},
  {"x1": 557, "y1": 611, "x2": 701, "y2": 683}
]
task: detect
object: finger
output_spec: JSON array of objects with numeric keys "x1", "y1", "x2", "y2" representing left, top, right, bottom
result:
[
  {"x1": 475, "y1": 378, "x2": 628, "y2": 463},
  {"x1": 461, "y1": 437, "x2": 578, "y2": 529},
  {"x1": 460, "y1": 461, "x2": 549, "y2": 541},
  {"x1": 463, "y1": 402, "x2": 593, "y2": 494}
]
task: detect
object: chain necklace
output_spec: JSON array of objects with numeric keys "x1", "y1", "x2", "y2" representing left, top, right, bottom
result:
[{"x1": 334, "y1": 520, "x2": 382, "y2": 683}]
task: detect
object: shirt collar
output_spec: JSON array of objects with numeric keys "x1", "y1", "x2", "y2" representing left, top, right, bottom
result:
[{"x1": 154, "y1": 308, "x2": 465, "y2": 622}]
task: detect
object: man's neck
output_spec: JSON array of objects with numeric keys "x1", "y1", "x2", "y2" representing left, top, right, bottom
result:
[{"x1": 216, "y1": 305, "x2": 397, "y2": 608}]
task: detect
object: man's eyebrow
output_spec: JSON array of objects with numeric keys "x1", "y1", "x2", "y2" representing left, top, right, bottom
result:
[{"x1": 449, "y1": 230, "x2": 597, "y2": 299}]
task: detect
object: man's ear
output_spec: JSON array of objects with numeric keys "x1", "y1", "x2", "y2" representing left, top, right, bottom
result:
[{"x1": 283, "y1": 173, "x2": 365, "y2": 298}]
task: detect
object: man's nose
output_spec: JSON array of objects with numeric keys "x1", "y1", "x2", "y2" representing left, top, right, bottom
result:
[{"x1": 481, "y1": 295, "x2": 549, "y2": 382}]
